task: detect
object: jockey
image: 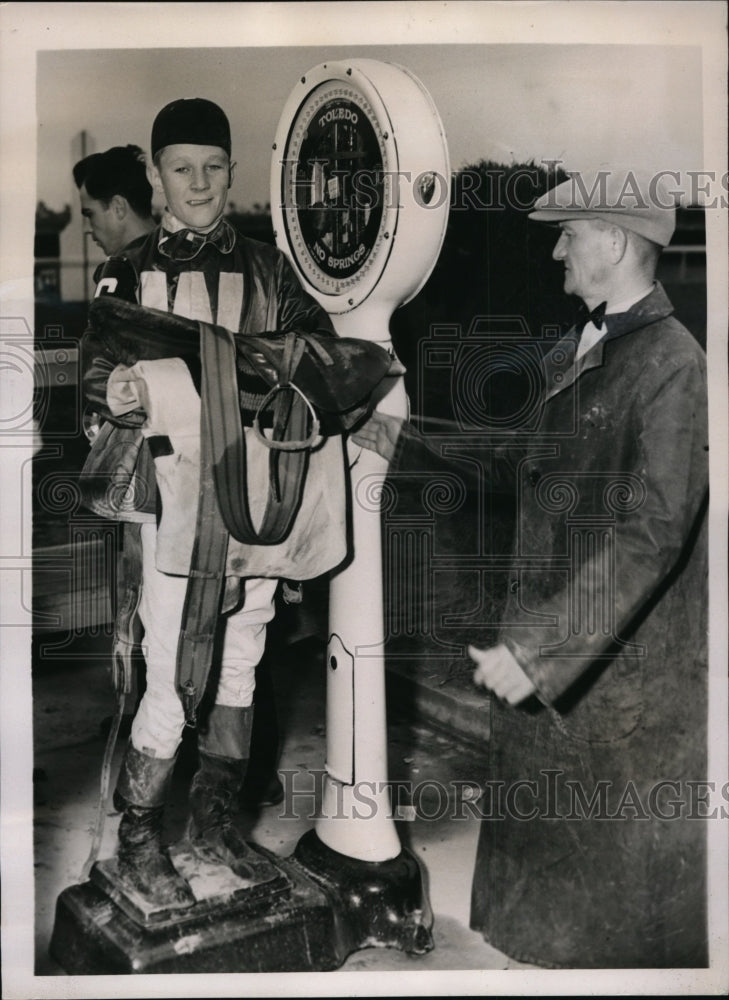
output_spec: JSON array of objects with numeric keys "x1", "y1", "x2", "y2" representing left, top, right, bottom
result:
[{"x1": 80, "y1": 98, "x2": 336, "y2": 910}]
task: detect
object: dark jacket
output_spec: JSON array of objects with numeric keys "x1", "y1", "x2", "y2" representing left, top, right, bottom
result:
[
  {"x1": 79, "y1": 220, "x2": 335, "y2": 520},
  {"x1": 496, "y1": 282, "x2": 708, "y2": 736},
  {"x1": 396, "y1": 282, "x2": 709, "y2": 967}
]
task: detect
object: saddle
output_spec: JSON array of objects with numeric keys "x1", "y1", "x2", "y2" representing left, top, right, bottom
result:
[
  {"x1": 88, "y1": 295, "x2": 397, "y2": 721},
  {"x1": 88, "y1": 295, "x2": 395, "y2": 543}
]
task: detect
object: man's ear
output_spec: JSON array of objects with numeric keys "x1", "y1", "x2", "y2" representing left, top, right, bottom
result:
[
  {"x1": 609, "y1": 225, "x2": 628, "y2": 264},
  {"x1": 110, "y1": 194, "x2": 128, "y2": 220},
  {"x1": 147, "y1": 160, "x2": 165, "y2": 197},
  {"x1": 228, "y1": 160, "x2": 236, "y2": 190}
]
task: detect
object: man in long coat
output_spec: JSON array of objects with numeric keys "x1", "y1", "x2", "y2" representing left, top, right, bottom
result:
[{"x1": 354, "y1": 167, "x2": 709, "y2": 967}]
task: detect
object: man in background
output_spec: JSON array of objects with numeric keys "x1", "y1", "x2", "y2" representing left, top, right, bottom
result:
[
  {"x1": 73, "y1": 144, "x2": 157, "y2": 734},
  {"x1": 73, "y1": 144, "x2": 155, "y2": 258}
]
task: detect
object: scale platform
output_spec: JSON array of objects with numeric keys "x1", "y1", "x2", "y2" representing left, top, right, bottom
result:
[{"x1": 50, "y1": 830, "x2": 433, "y2": 974}]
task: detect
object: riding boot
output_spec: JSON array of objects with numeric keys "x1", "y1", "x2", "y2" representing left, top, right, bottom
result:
[
  {"x1": 240, "y1": 660, "x2": 284, "y2": 808},
  {"x1": 189, "y1": 704, "x2": 272, "y2": 879},
  {"x1": 115, "y1": 744, "x2": 195, "y2": 910}
]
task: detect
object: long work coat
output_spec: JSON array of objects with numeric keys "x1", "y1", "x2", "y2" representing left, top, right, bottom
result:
[{"x1": 398, "y1": 283, "x2": 709, "y2": 967}]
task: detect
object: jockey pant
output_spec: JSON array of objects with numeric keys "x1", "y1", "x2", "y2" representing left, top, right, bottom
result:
[{"x1": 131, "y1": 521, "x2": 278, "y2": 759}]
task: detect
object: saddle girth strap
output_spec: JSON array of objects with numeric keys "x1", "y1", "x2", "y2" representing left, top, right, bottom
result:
[
  {"x1": 174, "y1": 331, "x2": 231, "y2": 723},
  {"x1": 199, "y1": 322, "x2": 312, "y2": 546},
  {"x1": 174, "y1": 323, "x2": 315, "y2": 721}
]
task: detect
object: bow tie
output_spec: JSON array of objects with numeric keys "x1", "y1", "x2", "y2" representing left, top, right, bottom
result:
[
  {"x1": 158, "y1": 219, "x2": 236, "y2": 261},
  {"x1": 575, "y1": 300, "x2": 607, "y2": 334}
]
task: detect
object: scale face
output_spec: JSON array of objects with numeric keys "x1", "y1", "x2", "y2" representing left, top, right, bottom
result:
[
  {"x1": 272, "y1": 59, "x2": 450, "y2": 323},
  {"x1": 280, "y1": 80, "x2": 395, "y2": 300}
]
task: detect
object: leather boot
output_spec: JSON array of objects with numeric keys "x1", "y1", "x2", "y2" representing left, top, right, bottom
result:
[
  {"x1": 115, "y1": 744, "x2": 195, "y2": 910},
  {"x1": 240, "y1": 660, "x2": 284, "y2": 808},
  {"x1": 189, "y1": 705, "x2": 268, "y2": 879}
]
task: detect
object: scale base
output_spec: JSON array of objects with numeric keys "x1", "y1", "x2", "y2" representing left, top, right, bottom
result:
[{"x1": 49, "y1": 831, "x2": 433, "y2": 973}]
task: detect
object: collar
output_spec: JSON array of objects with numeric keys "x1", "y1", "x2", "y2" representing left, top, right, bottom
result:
[
  {"x1": 157, "y1": 216, "x2": 236, "y2": 260},
  {"x1": 599, "y1": 281, "x2": 674, "y2": 344},
  {"x1": 543, "y1": 282, "x2": 675, "y2": 401},
  {"x1": 605, "y1": 283, "x2": 656, "y2": 315}
]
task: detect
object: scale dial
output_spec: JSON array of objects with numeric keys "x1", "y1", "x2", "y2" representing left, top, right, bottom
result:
[
  {"x1": 280, "y1": 80, "x2": 395, "y2": 299},
  {"x1": 271, "y1": 59, "x2": 450, "y2": 327}
]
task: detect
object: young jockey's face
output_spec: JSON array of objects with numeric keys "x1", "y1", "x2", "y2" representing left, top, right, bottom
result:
[{"x1": 150, "y1": 145, "x2": 234, "y2": 231}]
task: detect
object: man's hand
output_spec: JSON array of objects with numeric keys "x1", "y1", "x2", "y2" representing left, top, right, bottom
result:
[
  {"x1": 350, "y1": 411, "x2": 405, "y2": 464},
  {"x1": 469, "y1": 643, "x2": 537, "y2": 705}
]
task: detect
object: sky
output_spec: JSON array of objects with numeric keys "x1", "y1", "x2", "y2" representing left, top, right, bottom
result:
[{"x1": 36, "y1": 41, "x2": 706, "y2": 214}]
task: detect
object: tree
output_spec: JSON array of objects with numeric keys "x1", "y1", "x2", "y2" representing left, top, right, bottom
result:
[{"x1": 390, "y1": 160, "x2": 574, "y2": 424}]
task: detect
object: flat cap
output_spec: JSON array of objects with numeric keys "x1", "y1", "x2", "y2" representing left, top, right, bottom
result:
[
  {"x1": 529, "y1": 166, "x2": 676, "y2": 246},
  {"x1": 151, "y1": 98, "x2": 231, "y2": 159}
]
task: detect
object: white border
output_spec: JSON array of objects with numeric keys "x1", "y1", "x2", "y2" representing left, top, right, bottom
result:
[{"x1": 1, "y1": 3, "x2": 727, "y2": 997}]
